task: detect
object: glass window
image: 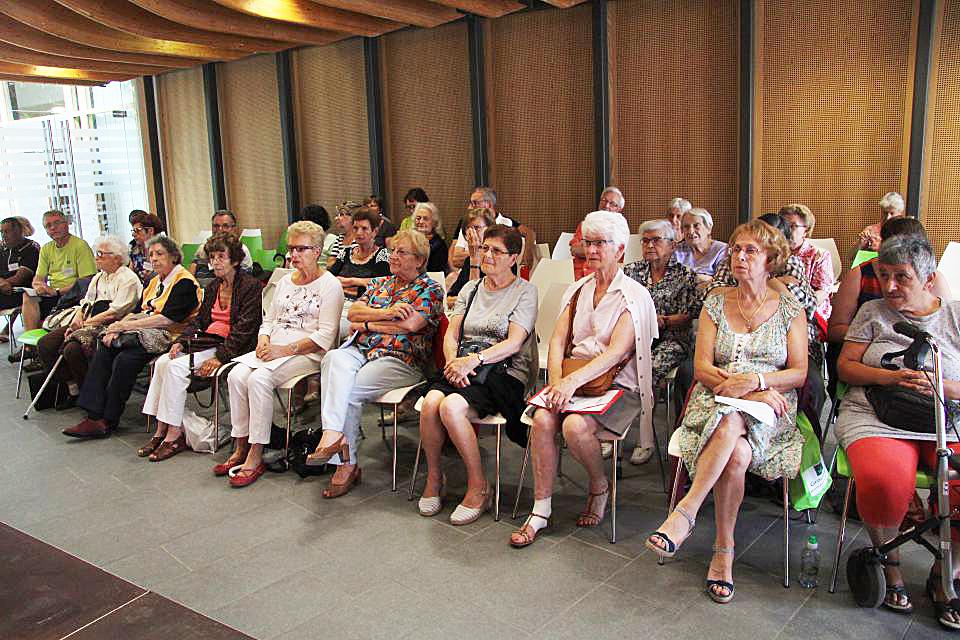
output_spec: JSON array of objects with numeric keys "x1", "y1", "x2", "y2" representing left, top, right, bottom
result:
[{"x1": 7, "y1": 82, "x2": 66, "y2": 120}]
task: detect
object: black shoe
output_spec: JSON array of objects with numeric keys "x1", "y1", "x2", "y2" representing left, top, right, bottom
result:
[
  {"x1": 7, "y1": 348, "x2": 22, "y2": 363},
  {"x1": 55, "y1": 394, "x2": 77, "y2": 411},
  {"x1": 23, "y1": 359, "x2": 44, "y2": 373}
]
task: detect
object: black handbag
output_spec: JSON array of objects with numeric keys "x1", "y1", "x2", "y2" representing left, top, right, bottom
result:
[
  {"x1": 865, "y1": 384, "x2": 936, "y2": 434},
  {"x1": 184, "y1": 332, "x2": 226, "y2": 394},
  {"x1": 455, "y1": 279, "x2": 501, "y2": 385}
]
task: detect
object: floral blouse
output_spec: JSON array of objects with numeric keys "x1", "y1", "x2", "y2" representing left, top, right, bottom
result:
[
  {"x1": 623, "y1": 256, "x2": 701, "y2": 346},
  {"x1": 356, "y1": 273, "x2": 444, "y2": 368}
]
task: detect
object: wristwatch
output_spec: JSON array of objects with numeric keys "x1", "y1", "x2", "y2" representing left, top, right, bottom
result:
[
  {"x1": 757, "y1": 372, "x2": 768, "y2": 391},
  {"x1": 475, "y1": 351, "x2": 485, "y2": 364}
]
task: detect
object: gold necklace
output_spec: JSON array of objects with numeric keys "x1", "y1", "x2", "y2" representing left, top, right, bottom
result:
[{"x1": 736, "y1": 286, "x2": 768, "y2": 332}]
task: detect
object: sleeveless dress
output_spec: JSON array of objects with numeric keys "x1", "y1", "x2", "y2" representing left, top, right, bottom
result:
[{"x1": 677, "y1": 292, "x2": 804, "y2": 481}]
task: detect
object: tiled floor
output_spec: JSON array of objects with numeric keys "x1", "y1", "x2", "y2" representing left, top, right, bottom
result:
[{"x1": 0, "y1": 363, "x2": 949, "y2": 640}]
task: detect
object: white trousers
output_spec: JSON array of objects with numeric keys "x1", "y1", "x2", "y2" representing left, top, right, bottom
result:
[
  {"x1": 319, "y1": 345, "x2": 423, "y2": 464},
  {"x1": 227, "y1": 355, "x2": 318, "y2": 445},
  {"x1": 142, "y1": 348, "x2": 217, "y2": 427}
]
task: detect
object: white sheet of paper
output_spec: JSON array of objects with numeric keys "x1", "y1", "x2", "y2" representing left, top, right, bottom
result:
[
  {"x1": 715, "y1": 395, "x2": 777, "y2": 427},
  {"x1": 232, "y1": 351, "x2": 294, "y2": 371},
  {"x1": 13, "y1": 287, "x2": 36, "y2": 296},
  {"x1": 528, "y1": 389, "x2": 622, "y2": 413}
]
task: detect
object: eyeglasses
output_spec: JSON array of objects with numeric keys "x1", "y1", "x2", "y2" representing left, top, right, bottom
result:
[
  {"x1": 95, "y1": 251, "x2": 116, "y2": 258},
  {"x1": 583, "y1": 239, "x2": 614, "y2": 248},
  {"x1": 641, "y1": 237, "x2": 668, "y2": 245},
  {"x1": 288, "y1": 245, "x2": 317, "y2": 253},
  {"x1": 469, "y1": 199, "x2": 490, "y2": 208},
  {"x1": 731, "y1": 244, "x2": 763, "y2": 257},
  {"x1": 132, "y1": 226, "x2": 145, "y2": 234},
  {"x1": 480, "y1": 244, "x2": 510, "y2": 257},
  {"x1": 392, "y1": 248, "x2": 417, "y2": 258},
  {"x1": 212, "y1": 223, "x2": 236, "y2": 231},
  {"x1": 787, "y1": 224, "x2": 807, "y2": 231}
]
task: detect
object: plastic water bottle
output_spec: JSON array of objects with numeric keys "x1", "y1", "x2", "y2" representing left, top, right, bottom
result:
[{"x1": 799, "y1": 535, "x2": 820, "y2": 588}]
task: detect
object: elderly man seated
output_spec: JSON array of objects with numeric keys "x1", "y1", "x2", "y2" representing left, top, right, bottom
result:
[
  {"x1": 569, "y1": 186, "x2": 626, "y2": 279},
  {"x1": 190, "y1": 209, "x2": 253, "y2": 278},
  {"x1": 0, "y1": 216, "x2": 40, "y2": 322}
]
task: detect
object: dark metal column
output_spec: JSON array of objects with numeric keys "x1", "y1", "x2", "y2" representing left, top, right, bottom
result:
[
  {"x1": 467, "y1": 14, "x2": 489, "y2": 186},
  {"x1": 276, "y1": 50, "x2": 301, "y2": 222},
  {"x1": 141, "y1": 75, "x2": 166, "y2": 224},
  {"x1": 202, "y1": 63, "x2": 227, "y2": 210},
  {"x1": 592, "y1": 0, "x2": 610, "y2": 196},
  {"x1": 906, "y1": 0, "x2": 937, "y2": 218},
  {"x1": 364, "y1": 37, "x2": 386, "y2": 197},
  {"x1": 738, "y1": 0, "x2": 754, "y2": 223}
]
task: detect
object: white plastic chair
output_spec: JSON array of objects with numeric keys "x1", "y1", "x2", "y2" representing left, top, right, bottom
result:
[
  {"x1": 535, "y1": 282, "x2": 571, "y2": 375},
  {"x1": 809, "y1": 238, "x2": 841, "y2": 280},
  {"x1": 623, "y1": 234, "x2": 644, "y2": 265},
  {"x1": 551, "y1": 232, "x2": 574, "y2": 260},
  {"x1": 528, "y1": 259, "x2": 574, "y2": 304},
  {"x1": 373, "y1": 381, "x2": 427, "y2": 491},
  {"x1": 536, "y1": 243, "x2": 550, "y2": 261},
  {"x1": 938, "y1": 241, "x2": 960, "y2": 299},
  {"x1": 0, "y1": 306, "x2": 20, "y2": 356}
]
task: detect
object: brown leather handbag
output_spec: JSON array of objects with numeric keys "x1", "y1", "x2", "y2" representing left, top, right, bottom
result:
[{"x1": 560, "y1": 284, "x2": 629, "y2": 396}]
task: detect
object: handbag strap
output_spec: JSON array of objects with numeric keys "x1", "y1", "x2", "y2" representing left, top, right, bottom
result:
[
  {"x1": 457, "y1": 277, "x2": 483, "y2": 354},
  {"x1": 563, "y1": 280, "x2": 631, "y2": 375}
]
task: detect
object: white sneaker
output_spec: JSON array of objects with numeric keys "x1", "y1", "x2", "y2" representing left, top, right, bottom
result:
[
  {"x1": 630, "y1": 446, "x2": 654, "y2": 465},
  {"x1": 600, "y1": 442, "x2": 614, "y2": 459}
]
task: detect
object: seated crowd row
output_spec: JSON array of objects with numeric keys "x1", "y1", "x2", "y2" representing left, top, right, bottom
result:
[{"x1": 3, "y1": 186, "x2": 958, "y2": 626}]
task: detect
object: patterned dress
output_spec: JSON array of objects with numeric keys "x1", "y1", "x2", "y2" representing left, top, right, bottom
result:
[
  {"x1": 623, "y1": 257, "x2": 701, "y2": 387},
  {"x1": 677, "y1": 293, "x2": 804, "y2": 481}
]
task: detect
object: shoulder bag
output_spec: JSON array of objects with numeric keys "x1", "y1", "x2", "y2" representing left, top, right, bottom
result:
[
  {"x1": 560, "y1": 283, "x2": 629, "y2": 397},
  {"x1": 864, "y1": 384, "x2": 935, "y2": 434}
]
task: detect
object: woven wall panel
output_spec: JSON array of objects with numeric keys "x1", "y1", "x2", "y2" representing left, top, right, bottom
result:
[
  {"x1": 757, "y1": 0, "x2": 914, "y2": 263},
  {"x1": 610, "y1": 0, "x2": 739, "y2": 242},
  {"x1": 218, "y1": 54, "x2": 288, "y2": 248},
  {"x1": 381, "y1": 20, "x2": 473, "y2": 237},
  {"x1": 488, "y1": 5, "x2": 595, "y2": 246},
  {"x1": 293, "y1": 40, "x2": 371, "y2": 218},
  {"x1": 922, "y1": 0, "x2": 960, "y2": 258},
  {"x1": 156, "y1": 67, "x2": 214, "y2": 244}
]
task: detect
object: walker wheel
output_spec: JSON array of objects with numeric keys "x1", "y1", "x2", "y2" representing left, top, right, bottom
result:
[{"x1": 846, "y1": 547, "x2": 885, "y2": 608}]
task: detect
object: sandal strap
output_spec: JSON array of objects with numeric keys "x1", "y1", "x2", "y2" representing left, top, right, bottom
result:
[
  {"x1": 649, "y1": 531, "x2": 676, "y2": 553},
  {"x1": 675, "y1": 505, "x2": 696, "y2": 532},
  {"x1": 713, "y1": 545, "x2": 735, "y2": 554},
  {"x1": 706, "y1": 579, "x2": 734, "y2": 590},
  {"x1": 526, "y1": 512, "x2": 550, "y2": 525}
]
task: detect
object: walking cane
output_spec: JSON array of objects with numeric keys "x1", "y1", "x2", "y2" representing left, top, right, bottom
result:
[{"x1": 23, "y1": 354, "x2": 63, "y2": 420}]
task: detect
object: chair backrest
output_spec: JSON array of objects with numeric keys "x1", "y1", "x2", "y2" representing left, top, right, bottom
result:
[
  {"x1": 240, "y1": 228, "x2": 264, "y2": 255},
  {"x1": 851, "y1": 249, "x2": 877, "y2": 269},
  {"x1": 536, "y1": 243, "x2": 550, "y2": 260},
  {"x1": 180, "y1": 243, "x2": 199, "y2": 267},
  {"x1": 623, "y1": 233, "x2": 644, "y2": 265},
  {"x1": 809, "y1": 238, "x2": 841, "y2": 279},
  {"x1": 529, "y1": 258, "x2": 574, "y2": 302},
  {"x1": 551, "y1": 232, "x2": 574, "y2": 260},
  {"x1": 535, "y1": 281, "x2": 570, "y2": 345},
  {"x1": 939, "y1": 241, "x2": 960, "y2": 300},
  {"x1": 262, "y1": 268, "x2": 294, "y2": 317}
]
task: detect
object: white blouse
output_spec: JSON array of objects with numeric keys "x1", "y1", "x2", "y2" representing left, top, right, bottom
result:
[
  {"x1": 260, "y1": 271, "x2": 344, "y2": 361},
  {"x1": 82, "y1": 266, "x2": 143, "y2": 317}
]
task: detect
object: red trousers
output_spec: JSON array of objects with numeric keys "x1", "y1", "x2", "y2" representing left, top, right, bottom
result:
[{"x1": 846, "y1": 437, "x2": 960, "y2": 537}]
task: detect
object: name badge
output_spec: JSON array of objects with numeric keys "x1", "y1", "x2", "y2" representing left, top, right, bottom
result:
[
  {"x1": 142, "y1": 261, "x2": 152, "y2": 271},
  {"x1": 62, "y1": 267, "x2": 75, "y2": 277},
  {"x1": 7, "y1": 262, "x2": 18, "y2": 270}
]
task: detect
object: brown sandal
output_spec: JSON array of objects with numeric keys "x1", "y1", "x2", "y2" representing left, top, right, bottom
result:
[
  {"x1": 510, "y1": 513, "x2": 551, "y2": 548},
  {"x1": 149, "y1": 434, "x2": 188, "y2": 462},
  {"x1": 137, "y1": 436, "x2": 164, "y2": 458},
  {"x1": 321, "y1": 466, "x2": 361, "y2": 499},
  {"x1": 576, "y1": 485, "x2": 610, "y2": 528}
]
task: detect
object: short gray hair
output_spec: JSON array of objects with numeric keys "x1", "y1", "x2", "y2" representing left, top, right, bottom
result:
[
  {"x1": 684, "y1": 207, "x2": 714, "y2": 230},
  {"x1": 581, "y1": 210, "x2": 630, "y2": 250},
  {"x1": 668, "y1": 197, "x2": 692, "y2": 214},
  {"x1": 412, "y1": 202, "x2": 441, "y2": 231},
  {"x1": 878, "y1": 234, "x2": 935, "y2": 281},
  {"x1": 146, "y1": 234, "x2": 183, "y2": 265},
  {"x1": 472, "y1": 186, "x2": 497, "y2": 207},
  {"x1": 878, "y1": 191, "x2": 905, "y2": 213},
  {"x1": 93, "y1": 235, "x2": 130, "y2": 265},
  {"x1": 601, "y1": 186, "x2": 625, "y2": 208},
  {"x1": 638, "y1": 219, "x2": 676, "y2": 241},
  {"x1": 42, "y1": 209, "x2": 67, "y2": 223},
  {"x1": 392, "y1": 229, "x2": 431, "y2": 273}
]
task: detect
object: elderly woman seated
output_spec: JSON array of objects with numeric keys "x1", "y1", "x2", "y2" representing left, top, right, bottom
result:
[
  {"x1": 510, "y1": 210, "x2": 658, "y2": 548},
  {"x1": 329, "y1": 206, "x2": 391, "y2": 340},
  {"x1": 664, "y1": 196, "x2": 692, "y2": 239},
  {"x1": 222, "y1": 221, "x2": 343, "y2": 487},
  {"x1": 675, "y1": 207, "x2": 728, "y2": 281},
  {"x1": 37, "y1": 235, "x2": 143, "y2": 409},
  {"x1": 623, "y1": 218, "x2": 700, "y2": 464},
  {"x1": 778, "y1": 204, "x2": 835, "y2": 322},
  {"x1": 445, "y1": 207, "x2": 497, "y2": 307},
  {"x1": 835, "y1": 234, "x2": 960, "y2": 629},
  {"x1": 139, "y1": 234, "x2": 263, "y2": 462},
  {"x1": 416, "y1": 225, "x2": 537, "y2": 523},
  {"x1": 645, "y1": 220, "x2": 808, "y2": 604},
  {"x1": 412, "y1": 202, "x2": 449, "y2": 273},
  {"x1": 308, "y1": 230, "x2": 444, "y2": 499},
  {"x1": 63, "y1": 236, "x2": 201, "y2": 439},
  {"x1": 858, "y1": 191, "x2": 906, "y2": 251}
]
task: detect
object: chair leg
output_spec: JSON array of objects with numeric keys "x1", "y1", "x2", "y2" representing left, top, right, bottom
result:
[
  {"x1": 494, "y1": 424, "x2": 502, "y2": 521},
  {"x1": 652, "y1": 421, "x2": 666, "y2": 493},
  {"x1": 381, "y1": 405, "x2": 387, "y2": 442},
  {"x1": 783, "y1": 478, "x2": 790, "y2": 588},
  {"x1": 512, "y1": 437, "x2": 531, "y2": 519},
  {"x1": 829, "y1": 478, "x2": 854, "y2": 593},
  {"x1": 408, "y1": 438, "x2": 423, "y2": 501},
  {"x1": 666, "y1": 379, "x2": 674, "y2": 427},
  {"x1": 15, "y1": 345, "x2": 25, "y2": 399},
  {"x1": 285, "y1": 387, "x2": 294, "y2": 465},
  {"x1": 392, "y1": 404, "x2": 399, "y2": 492},
  {"x1": 611, "y1": 439, "x2": 619, "y2": 544},
  {"x1": 661, "y1": 458, "x2": 685, "y2": 566},
  {"x1": 213, "y1": 375, "x2": 221, "y2": 454}
]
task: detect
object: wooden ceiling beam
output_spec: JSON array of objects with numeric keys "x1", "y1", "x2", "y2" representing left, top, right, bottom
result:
[
  {"x1": 210, "y1": 0, "x2": 403, "y2": 37},
  {"x1": 0, "y1": 0, "x2": 243, "y2": 60},
  {"x1": 0, "y1": 72, "x2": 106, "y2": 86},
  {"x1": 0, "y1": 60, "x2": 132, "y2": 82},
  {"x1": 308, "y1": 0, "x2": 461, "y2": 28},
  {"x1": 428, "y1": 0, "x2": 524, "y2": 18},
  {"x1": 54, "y1": 0, "x2": 296, "y2": 53},
  {"x1": 540, "y1": 0, "x2": 589, "y2": 7},
  {"x1": 0, "y1": 40, "x2": 174, "y2": 75},
  {"x1": 0, "y1": 18, "x2": 201, "y2": 68},
  {"x1": 129, "y1": 0, "x2": 345, "y2": 46}
]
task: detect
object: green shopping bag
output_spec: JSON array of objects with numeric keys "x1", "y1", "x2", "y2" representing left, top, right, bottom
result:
[{"x1": 789, "y1": 411, "x2": 832, "y2": 511}]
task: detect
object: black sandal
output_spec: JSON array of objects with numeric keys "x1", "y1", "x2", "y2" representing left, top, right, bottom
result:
[
  {"x1": 645, "y1": 505, "x2": 696, "y2": 558},
  {"x1": 881, "y1": 560, "x2": 913, "y2": 614},
  {"x1": 706, "y1": 545, "x2": 735, "y2": 604},
  {"x1": 927, "y1": 573, "x2": 960, "y2": 631}
]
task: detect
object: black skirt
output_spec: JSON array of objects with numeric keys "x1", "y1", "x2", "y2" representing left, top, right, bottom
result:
[{"x1": 425, "y1": 367, "x2": 528, "y2": 447}]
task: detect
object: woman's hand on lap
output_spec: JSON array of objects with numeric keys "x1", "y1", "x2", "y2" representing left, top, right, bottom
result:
[{"x1": 714, "y1": 372, "x2": 758, "y2": 399}]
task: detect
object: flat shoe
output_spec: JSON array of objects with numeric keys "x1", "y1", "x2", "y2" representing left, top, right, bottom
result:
[
  {"x1": 213, "y1": 451, "x2": 249, "y2": 476},
  {"x1": 417, "y1": 475, "x2": 446, "y2": 517},
  {"x1": 229, "y1": 463, "x2": 266, "y2": 488},
  {"x1": 137, "y1": 436, "x2": 164, "y2": 458},
  {"x1": 149, "y1": 434, "x2": 188, "y2": 461},
  {"x1": 629, "y1": 446, "x2": 654, "y2": 465},
  {"x1": 449, "y1": 490, "x2": 491, "y2": 526},
  {"x1": 322, "y1": 466, "x2": 361, "y2": 499}
]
